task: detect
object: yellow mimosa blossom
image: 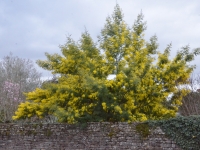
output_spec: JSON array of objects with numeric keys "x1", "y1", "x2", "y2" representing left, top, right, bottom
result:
[{"x1": 102, "y1": 102, "x2": 107, "y2": 110}]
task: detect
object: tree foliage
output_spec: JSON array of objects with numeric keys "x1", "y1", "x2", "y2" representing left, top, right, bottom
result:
[{"x1": 13, "y1": 5, "x2": 200, "y2": 124}]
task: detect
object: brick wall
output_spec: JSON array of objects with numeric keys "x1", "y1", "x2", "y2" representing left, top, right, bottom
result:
[{"x1": 0, "y1": 122, "x2": 181, "y2": 150}]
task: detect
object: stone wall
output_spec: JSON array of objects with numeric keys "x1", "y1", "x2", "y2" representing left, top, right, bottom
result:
[{"x1": 0, "y1": 122, "x2": 181, "y2": 150}]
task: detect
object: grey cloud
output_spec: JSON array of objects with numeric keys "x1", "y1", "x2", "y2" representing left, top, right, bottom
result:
[{"x1": 0, "y1": 0, "x2": 199, "y2": 76}]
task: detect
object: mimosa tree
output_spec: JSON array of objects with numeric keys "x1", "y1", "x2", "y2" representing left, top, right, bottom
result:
[{"x1": 13, "y1": 4, "x2": 200, "y2": 124}]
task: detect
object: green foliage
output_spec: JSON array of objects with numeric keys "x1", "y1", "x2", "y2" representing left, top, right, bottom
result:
[
  {"x1": 147, "y1": 116, "x2": 200, "y2": 150},
  {"x1": 13, "y1": 4, "x2": 200, "y2": 124},
  {"x1": 135, "y1": 122, "x2": 151, "y2": 139}
]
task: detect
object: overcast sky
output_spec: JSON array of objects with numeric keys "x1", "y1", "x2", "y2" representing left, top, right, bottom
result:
[{"x1": 0, "y1": 0, "x2": 200, "y2": 78}]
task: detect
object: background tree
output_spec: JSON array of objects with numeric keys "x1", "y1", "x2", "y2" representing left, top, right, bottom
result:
[
  {"x1": 178, "y1": 75, "x2": 200, "y2": 116},
  {"x1": 0, "y1": 53, "x2": 41, "y2": 92},
  {"x1": 13, "y1": 4, "x2": 200, "y2": 124},
  {"x1": 0, "y1": 53, "x2": 41, "y2": 122}
]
